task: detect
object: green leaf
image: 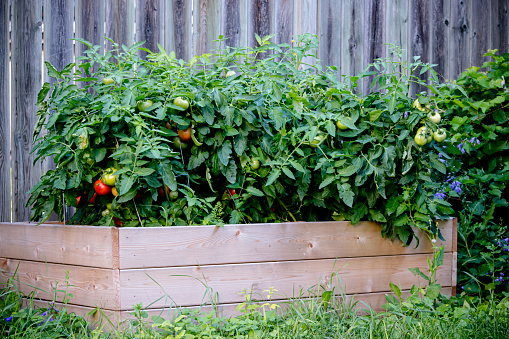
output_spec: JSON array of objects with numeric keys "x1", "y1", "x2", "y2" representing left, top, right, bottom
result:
[
  {"x1": 188, "y1": 150, "x2": 209, "y2": 170},
  {"x1": 134, "y1": 167, "x2": 155, "y2": 176},
  {"x1": 265, "y1": 169, "x2": 281, "y2": 186},
  {"x1": 229, "y1": 210, "x2": 243, "y2": 224},
  {"x1": 337, "y1": 165, "x2": 359, "y2": 177},
  {"x1": 218, "y1": 140, "x2": 233, "y2": 166},
  {"x1": 369, "y1": 109, "x2": 383, "y2": 122},
  {"x1": 351, "y1": 202, "x2": 368, "y2": 224},
  {"x1": 53, "y1": 171, "x2": 67, "y2": 190},
  {"x1": 245, "y1": 187, "x2": 264, "y2": 197},
  {"x1": 337, "y1": 183, "x2": 355, "y2": 207},
  {"x1": 369, "y1": 209, "x2": 387, "y2": 222},
  {"x1": 290, "y1": 160, "x2": 305, "y2": 172},
  {"x1": 319, "y1": 175, "x2": 336, "y2": 189},
  {"x1": 158, "y1": 162, "x2": 177, "y2": 191},
  {"x1": 282, "y1": 167, "x2": 295, "y2": 180},
  {"x1": 220, "y1": 159, "x2": 237, "y2": 184}
]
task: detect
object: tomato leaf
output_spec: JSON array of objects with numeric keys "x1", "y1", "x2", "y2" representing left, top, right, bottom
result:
[
  {"x1": 245, "y1": 187, "x2": 264, "y2": 197},
  {"x1": 218, "y1": 141, "x2": 233, "y2": 166},
  {"x1": 265, "y1": 169, "x2": 281, "y2": 186}
]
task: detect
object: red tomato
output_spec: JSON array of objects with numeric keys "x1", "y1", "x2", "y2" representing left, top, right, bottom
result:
[
  {"x1": 89, "y1": 193, "x2": 97, "y2": 204},
  {"x1": 94, "y1": 179, "x2": 111, "y2": 195},
  {"x1": 227, "y1": 188, "x2": 237, "y2": 197},
  {"x1": 113, "y1": 217, "x2": 123, "y2": 227},
  {"x1": 178, "y1": 127, "x2": 192, "y2": 142},
  {"x1": 158, "y1": 185, "x2": 170, "y2": 198}
]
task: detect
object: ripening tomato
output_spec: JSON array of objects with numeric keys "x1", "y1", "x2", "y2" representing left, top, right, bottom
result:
[
  {"x1": 174, "y1": 97, "x2": 190, "y2": 110},
  {"x1": 428, "y1": 111, "x2": 441, "y2": 124},
  {"x1": 103, "y1": 78, "x2": 115, "y2": 85},
  {"x1": 111, "y1": 187, "x2": 119, "y2": 197},
  {"x1": 415, "y1": 133, "x2": 427, "y2": 146},
  {"x1": 113, "y1": 217, "x2": 123, "y2": 227},
  {"x1": 250, "y1": 159, "x2": 260, "y2": 170},
  {"x1": 158, "y1": 185, "x2": 170, "y2": 198},
  {"x1": 433, "y1": 128, "x2": 447, "y2": 142},
  {"x1": 102, "y1": 168, "x2": 117, "y2": 186},
  {"x1": 178, "y1": 127, "x2": 192, "y2": 142},
  {"x1": 95, "y1": 179, "x2": 111, "y2": 195}
]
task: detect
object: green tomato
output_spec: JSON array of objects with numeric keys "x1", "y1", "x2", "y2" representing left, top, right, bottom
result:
[
  {"x1": 250, "y1": 159, "x2": 260, "y2": 170},
  {"x1": 137, "y1": 100, "x2": 153, "y2": 112},
  {"x1": 103, "y1": 78, "x2": 115, "y2": 85},
  {"x1": 413, "y1": 99, "x2": 425, "y2": 111},
  {"x1": 336, "y1": 120, "x2": 348, "y2": 130},
  {"x1": 173, "y1": 97, "x2": 190, "y2": 110},
  {"x1": 169, "y1": 190, "x2": 179, "y2": 200},
  {"x1": 310, "y1": 135, "x2": 326, "y2": 148},
  {"x1": 106, "y1": 203, "x2": 112, "y2": 210},
  {"x1": 101, "y1": 209, "x2": 110, "y2": 217},
  {"x1": 414, "y1": 133, "x2": 427, "y2": 146},
  {"x1": 428, "y1": 111, "x2": 441, "y2": 124},
  {"x1": 173, "y1": 136, "x2": 188, "y2": 150},
  {"x1": 102, "y1": 168, "x2": 117, "y2": 186},
  {"x1": 433, "y1": 128, "x2": 447, "y2": 142}
]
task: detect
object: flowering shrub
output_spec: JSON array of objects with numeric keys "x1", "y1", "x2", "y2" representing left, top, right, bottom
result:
[{"x1": 438, "y1": 50, "x2": 509, "y2": 296}]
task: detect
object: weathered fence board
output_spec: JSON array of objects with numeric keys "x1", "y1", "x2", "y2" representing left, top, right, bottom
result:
[
  {"x1": 450, "y1": 0, "x2": 471, "y2": 80},
  {"x1": 0, "y1": 1, "x2": 10, "y2": 222},
  {"x1": 11, "y1": 0, "x2": 43, "y2": 223},
  {"x1": 137, "y1": 0, "x2": 165, "y2": 58},
  {"x1": 470, "y1": 0, "x2": 491, "y2": 68},
  {"x1": 75, "y1": 0, "x2": 105, "y2": 57},
  {"x1": 0, "y1": 0, "x2": 507, "y2": 223},
  {"x1": 105, "y1": 0, "x2": 135, "y2": 52},
  {"x1": 431, "y1": 0, "x2": 451, "y2": 82}
]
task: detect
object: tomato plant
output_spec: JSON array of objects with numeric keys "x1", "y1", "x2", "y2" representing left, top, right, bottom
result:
[{"x1": 29, "y1": 35, "x2": 459, "y2": 242}]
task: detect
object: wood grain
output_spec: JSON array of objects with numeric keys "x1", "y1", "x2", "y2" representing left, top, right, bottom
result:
[
  {"x1": 363, "y1": 0, "x2": 386, "y2": 94},
  {"x1": 136, "y1": 0, "x2": 165, "y2": 58},
  {"x1": 248, "y1": 0, "x2": 271, "y2": 58},
  {"x1": 11, "y1": 0, "x2": 43, "y2": 222},
  {"x1": 119, "y1": 253, "x2": 453, "y2": 309},
  {"x1": 222, "y1": 0, "x2": 240, "y2": 48},
  {"x1": 386, "y1": 0, "x2": 408, "y2": 70},
  {"x1": 165, "y1": 0, "x2": 193, "y2": 60},
  {"x1": 0, "y1": 0, "x2": 10, "y2": 222},
  {"x1": 0, "y1": 222, "x2": 119, "y2": 268},
  {"x1": 318, "y1": 0, "x2": 341, "y2": 78},
  {"x1": 409, "y1": 0, "x2": 431, "y2": 96},
  {"x1": 450, "y1": 0, "x2": 470, "y2": 79},
  {"x1": 470, "y1": 0, "x2": 490, "y2": 67},
  {"x1": 118, "y1": 219, "x2": 454, "y2": 269},
  {"x1": 75, "y1": 0, "x2": 105, "y2": 56},
  {"x1": 341, "y1": 0, "x2": 364, "y2": 88},
  {"x1": 491, "y1": 0, "x2": 509, "y2": 54},
  {"x1": 274, "y1": 0, "x2": 294, "y2": 46},
  {"x1": 431, "y1": 0, "x2": 451, "y2": 82},
  {"x1": 105, "y1": 0, "x2": 135, "y2": 51},
  {"x1": 0, "y1": 258, "x2": 121, "y2": 310},
  {"x1": 194, "y1": 0, "x2": 222, "y2": 56}
]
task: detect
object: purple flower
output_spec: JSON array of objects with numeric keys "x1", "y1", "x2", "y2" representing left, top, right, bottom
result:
[
  {"x1": 477, "y1": 139, "x2": 480, "y2": 145},
  {"x1": 404, "y1": 111, "x2": 409, "y2": 119},
  {"x1": 470, "y1": 137, "x2": 475, "y2": 143},
  {"x1": 438, "y1": 153, "x2": 442, "y2": 158},
  {"x1": 434, "y1": 191, "x2": 446, "y2": 200},
  {"x1": 5, "y1": 316, "x2": 13, "y2": 323},
  {"x1": 501, "y1": 273, "x2": 505, "y2": 277}
]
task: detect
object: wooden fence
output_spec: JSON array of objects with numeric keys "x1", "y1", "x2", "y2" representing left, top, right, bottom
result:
[{"x1": 0, "y1": 0, "x2": 507, "y2": 222}]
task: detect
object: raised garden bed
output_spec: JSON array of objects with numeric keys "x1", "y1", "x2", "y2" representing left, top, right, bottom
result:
[{"x1": 0, "y1": 219, "x2": 456, "y2": 323}]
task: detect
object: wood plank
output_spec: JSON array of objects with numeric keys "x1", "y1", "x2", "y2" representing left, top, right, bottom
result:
[
  {"x1": 75, "y1": 0, "x2": 105, "y2": 56},
  {"x1": 386, "y1": 0, "x2": 409, "y2": 71},
  {"x1": 491, "y1": 0, "x2": 509, "y2": 54},
  {"x1": 431, "y1": 0, "x2": 451, "y2": 82},
  {"x1": 0, "y1": 222, "x2": 119, "y2": 268},
  {"x1": 0, "y1": 258, "x2": 121, "y2": 310},
  {"x1": 164, "y1": 0, "x2": 193, "y2": 60},
  {"x1": 11, "y1": 0, "x2": 43, "y2": 222},
  {"x1": 0, "y1": 0, "x2": 10, "y2": 222},
  {"x1": 105, "y1": 0, "x2": 135, "y2": 51},
  {"x1": 118, "y1": 219, "x2": 454, "y2": 269},
  {"x1": 317, "y1": 0, "x2": 341, "y2": 77},
  {"x1": 194, "y1": 0, "x2": 222, "y2": 56},
  {"x1": 248, "y1": 0, "x2": 271, "y2": 59},
  {"x1": 274, "y1": 0, "x2": 294, "y2": 46},
  {"x1": 119, "y1": 253, "x2": 453, "y2": 309},
  {"x1": 293, "y1": 0, "x2": 317, "y2": 68},
  {"x1": 452, "y1": 251, "x2": 457, "y2": 295},
  {"x1": 470, "y1": 0, "x2": 490, "y2": 67},
  {"x1": 450, "y1": 0, "x2": 470, "y2": 79},
  {"x1": 136, "y1": 0, "x2": 165, "y2": 58},
  {"x1": 363, "y1": 0, "x2": 386, "y2": 94},
  {"x1": 340, "y1": 0, "x2": 365, "y2": 88},
  {"x1": 409, "y1": 0, "x2": 431, "y2": 96},
  {"x1": 222, "y1": 0, "x2": 241, "y2": 48}
]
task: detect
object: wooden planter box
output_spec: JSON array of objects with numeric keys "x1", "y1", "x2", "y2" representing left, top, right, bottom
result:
[{"x1": 0, "y1": 219, "x2": 457, "y2": 323}]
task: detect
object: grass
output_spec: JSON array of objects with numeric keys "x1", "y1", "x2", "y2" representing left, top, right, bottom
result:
[{"x1": 2, "y1": 272, "x2": 509, "y2": 339}]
